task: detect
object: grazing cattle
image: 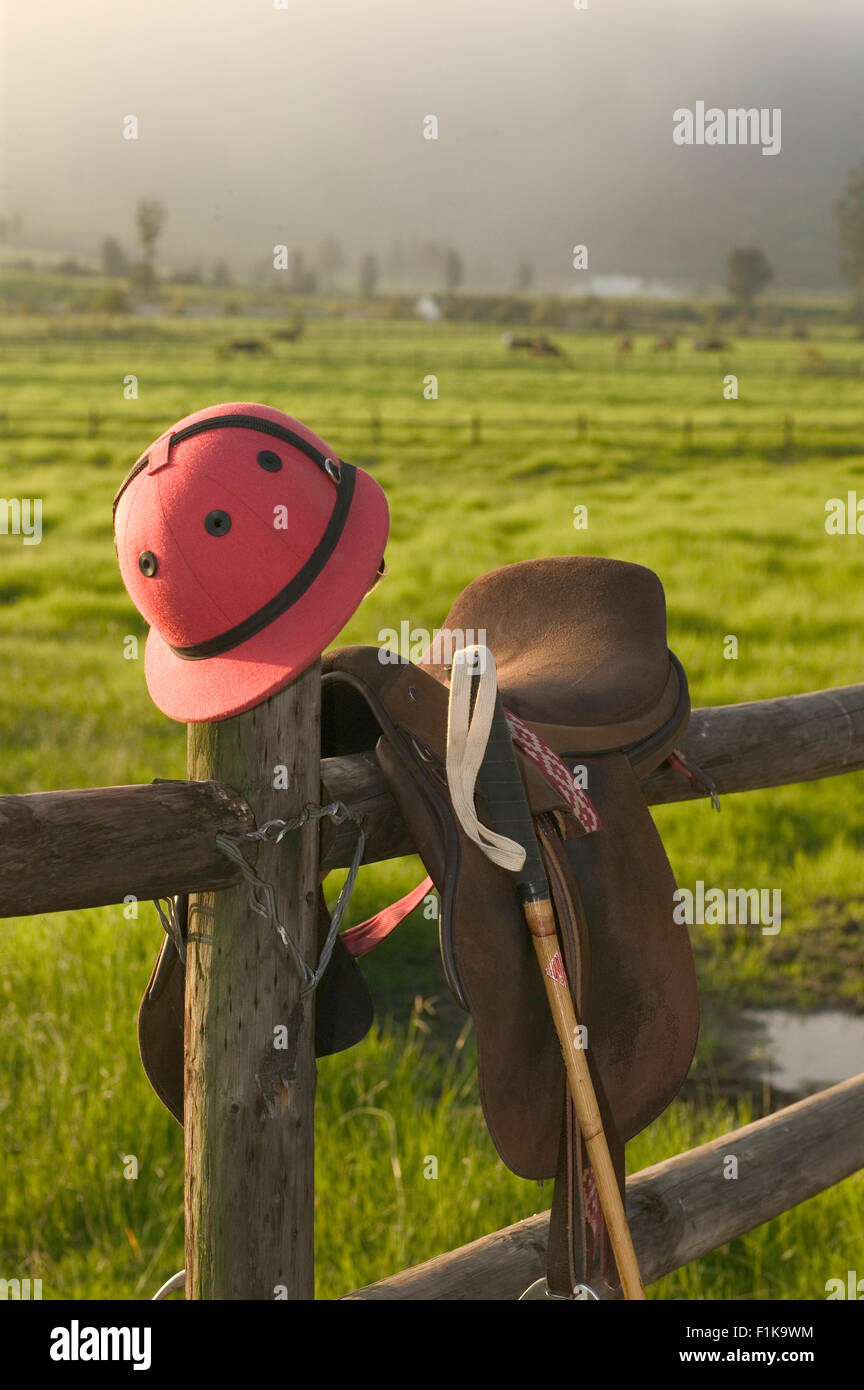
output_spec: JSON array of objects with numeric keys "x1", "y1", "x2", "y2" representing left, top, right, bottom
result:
[
  {"x1": 653, "y1": 335, "x2": 677, "y2": 352},
  {"x1": 223, "y1": 338, "x2": 270, "y2": 355},
  {"x1": 692, "y1": 336, "x2": 727, "y2": 351},
  {"x1": 272, "y1": 325, "x2": 303, "y2": 342},
  {"x1": 503, "y1": 333, "x2": 564, "y2": 358},
  {"x1": 617, "y1": 336, "x2": 633, "y2": 352},
  {"x1": 530, "y1": 337, "x2": 563, "y2": 356},
  {"x1": 799, "y1": 347, "x2": 827, "y2": 373}
]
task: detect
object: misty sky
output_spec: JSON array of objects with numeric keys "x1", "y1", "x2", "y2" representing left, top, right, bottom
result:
[{"x1": 2, "y1": 0, "x2": 863, "y2": 289}]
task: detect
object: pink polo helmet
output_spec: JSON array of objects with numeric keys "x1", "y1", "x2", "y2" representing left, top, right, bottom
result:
[{"x1": 113, "y1": 401, "x2": 389, "y2": 722}]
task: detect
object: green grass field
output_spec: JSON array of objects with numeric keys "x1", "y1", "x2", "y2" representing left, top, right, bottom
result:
[{"x1": 1, "y1": 310, "x2": 862, "y2": 1300}]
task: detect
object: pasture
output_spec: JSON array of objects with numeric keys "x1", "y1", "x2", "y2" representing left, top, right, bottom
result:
[{"x1": 1, "y1": 310, "x2": 862, "y2": 1299}]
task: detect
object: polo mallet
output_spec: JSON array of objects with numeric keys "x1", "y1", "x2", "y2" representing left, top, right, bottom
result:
[{"x1": 449, "y1": 645, "x2": 645, "y2": 1301}]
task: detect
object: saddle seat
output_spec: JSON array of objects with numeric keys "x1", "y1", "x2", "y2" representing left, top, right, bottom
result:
[{"x1": 420, "y1": 555, "x2": 686, "y2": 761}]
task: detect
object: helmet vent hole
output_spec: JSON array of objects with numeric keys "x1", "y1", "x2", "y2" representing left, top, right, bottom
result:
[
  {"x1": 205, "y1": 510, "x2": 232, "y2": 536},
  {"x1": 257, "y1": 450, "x2": 282, "y2": 472}
]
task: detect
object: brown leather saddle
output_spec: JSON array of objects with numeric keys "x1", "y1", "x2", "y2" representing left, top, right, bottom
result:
[{"x1": 138, "y1": 554, "x2": 699, "y2": 1297}]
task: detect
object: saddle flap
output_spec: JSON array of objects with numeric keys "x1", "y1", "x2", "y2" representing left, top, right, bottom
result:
[{"x1": 322, "y1": 587, "x2": 699, "y2": 1182}]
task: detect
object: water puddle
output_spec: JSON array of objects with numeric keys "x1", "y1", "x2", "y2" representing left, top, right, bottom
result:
[{"x1": 739, "y1": 1009, "x2": 864, "y2": 1095}]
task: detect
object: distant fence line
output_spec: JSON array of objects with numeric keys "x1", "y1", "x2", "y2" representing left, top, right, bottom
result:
[{"x1": 0, "y1": 410, "x2": 860, "y2": 453}]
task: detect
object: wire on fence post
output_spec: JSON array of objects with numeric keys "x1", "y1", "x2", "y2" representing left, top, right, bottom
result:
[{"x1": 214, "y1": 799, "x2": 366, "y2": 996}]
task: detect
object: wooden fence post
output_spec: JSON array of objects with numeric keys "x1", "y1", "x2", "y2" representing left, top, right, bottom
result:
[
  {"x1": 184, "y1": 661, "x2": 321, "y2": 1300},
  {"x1": 783, "y1": 413, "x2": 795, "y2": 455}
]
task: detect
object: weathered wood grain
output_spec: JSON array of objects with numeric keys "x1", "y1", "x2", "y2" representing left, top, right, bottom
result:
[
  {"x1": 184, "y1": 663, "x2": 320, "y2": 1301},
  {"x1": 0, "y1": 780, "x2": 254, "y2": 917}
]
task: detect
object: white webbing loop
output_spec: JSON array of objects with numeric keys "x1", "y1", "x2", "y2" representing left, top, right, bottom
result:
[{"x1": 445, "y1": 645, "x2": 526, "y2": 872}]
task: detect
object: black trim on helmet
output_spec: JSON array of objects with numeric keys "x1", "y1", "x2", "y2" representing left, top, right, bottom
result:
[{"x1": 112, "y1": 412, "x2": 342, "y2": 516}]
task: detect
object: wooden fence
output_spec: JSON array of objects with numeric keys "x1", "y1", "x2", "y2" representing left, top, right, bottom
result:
[
  {"x1": 1, "y1": 678, "x2": 864, "y2": 1297},
  {"x1": 0, "y1": 409, "x2": 860, "y2": 454}
]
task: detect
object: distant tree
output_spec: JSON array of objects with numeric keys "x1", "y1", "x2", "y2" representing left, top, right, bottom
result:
[
  {"x1": 514, "y1": 260, "x2": 534, "y2": 292},
  {"x1": 725, "y1": 247, "x2": 773, "y2": 313},
  {"x1": 443, "y1": 246, "x2": 463, "y2": 291},
  {"x1": 421, "y1": 241, "x2": 444, "y2": 269},
  {"x1": 250, "y1": 255, "x2": 274, "y2": 286},
  {"x1": 91, "y1": 285, "x2": 129, "y2": 315},
  {"x1": 169, "y1": 265, "x2": 203, "y2": 286},
  {"x1": 211, "y1": 260, "x2": 232, "y2": 287},
  {"x1": 316, "y1": 237, "x2": 344, "y2": 290},
  {"x1": 0, "y1": 212, "x2": 22, "y2": 243},
  {"x1": 100, "y1": 236, "x2": 128, "y2": 277},
  {"x1": 359, "y1": 253, "x2": 379, "y2": 297},
  {"x1": 133, "y1": 198, "x2": 166, "y2": 287},
  {"x1": 835, "y1": 155, "x2": 864, "y2": 320},
  {"x1": 387, "y1": 239, "x2": 407, "y2": 278},
  {"x1": 289, "y1": 250, "x2": 317, "y2": 294}
]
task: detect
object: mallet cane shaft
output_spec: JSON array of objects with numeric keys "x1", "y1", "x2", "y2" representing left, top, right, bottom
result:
[{"x1": 524, "y1": 898, "x2": 646, "y2": 1300}]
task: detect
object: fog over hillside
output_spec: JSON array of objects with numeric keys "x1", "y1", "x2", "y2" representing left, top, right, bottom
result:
[{"x1": 2, "y1": 0, "x2": 863, "y2": 290}]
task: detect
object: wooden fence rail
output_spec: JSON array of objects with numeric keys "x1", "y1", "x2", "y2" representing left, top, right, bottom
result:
[
  {"x1": 2, "y1": 411, "x2": 864, "y2": 450},
  {"x1": 344, "y1": 1072, "x2": 864, "y2": 1300},
  {"x1": 2, "y1": 682, "x2": 863, "y2": 919}
]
